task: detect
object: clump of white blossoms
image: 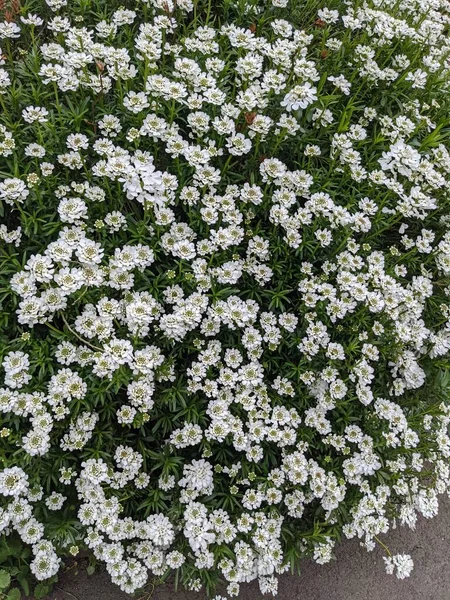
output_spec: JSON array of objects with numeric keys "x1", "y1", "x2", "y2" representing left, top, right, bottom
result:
[{"x1": 1, "y1": 0, "x2": 450, "y2": 597}]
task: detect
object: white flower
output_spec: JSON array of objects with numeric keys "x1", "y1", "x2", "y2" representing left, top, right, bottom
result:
[
  {"x1": 21, "y1": 14, "x2": 44, "y2": 26},
  {"x1": 123, "y1": 91, "x2": 150, "y2": 113},
  {"x1": 22, "y1": 106, "x2": 49, "y2": 123},
  {"x1": 0, "y1": 467, "x2": 29, "y2": 496},
  {"x1": 280, "y1": 83, "x2": 317, "y2": 111},
  {"x1": 0, "y1": 22, "x2": 21, "y2": 39},
  {"x1": 0, "y1": 178, "x2": 29, "y2": 204},
  {"x1": 384, "y1": 554, "x2": 414, "y2": 579},
  {"x1": 179, "y1": 459, "x2": 214, "y2": 495}
]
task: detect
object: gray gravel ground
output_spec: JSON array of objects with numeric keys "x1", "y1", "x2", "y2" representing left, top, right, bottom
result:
[{"x1": 45, "y1": 496, "x2": 450, "y2": 600}]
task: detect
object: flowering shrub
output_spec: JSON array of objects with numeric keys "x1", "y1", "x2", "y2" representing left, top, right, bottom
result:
[{"x1": 1, "y1": 0, "x2": 450, "y2": 596}]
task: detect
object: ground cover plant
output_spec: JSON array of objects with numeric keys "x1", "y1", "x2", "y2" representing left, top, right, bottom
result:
[{"x1": 1, "y1": 0, "x2": 450, "y2": 597}]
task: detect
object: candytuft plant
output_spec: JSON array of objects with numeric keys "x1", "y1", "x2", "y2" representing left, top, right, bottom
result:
[{"x1": 1, "y1": 0, "x2": 450, "y2": 597}]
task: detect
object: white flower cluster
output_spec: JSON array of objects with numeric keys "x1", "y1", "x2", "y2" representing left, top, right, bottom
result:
[
  {"x1": 1, "y1": 0, "x2": 450, "y2": 596},
  {"x1": 0, "y1": 467, "x2": 61, "y2": 580}
]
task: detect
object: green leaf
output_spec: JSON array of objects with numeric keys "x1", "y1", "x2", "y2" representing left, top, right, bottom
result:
[
  {"x1": 17, "y1": 572, "x2": 30, "y2": 596},
  {"x1": 86, "y1": 565, "x2": 95, "y2": 576},
  {"x1": 34, "y1": 583, "x2": 51, "y2": 599},
  {"x1": 6, "y1": 588, "x2": 21, "y2": 600},
  {"x1": 0, "y1": 546, "x2": 9, "y2": 564},
  {"x1": 0, "y1": 569, "x2": 11, "y2": 590}
]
